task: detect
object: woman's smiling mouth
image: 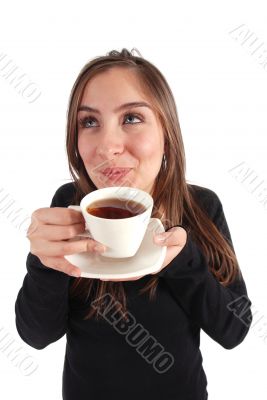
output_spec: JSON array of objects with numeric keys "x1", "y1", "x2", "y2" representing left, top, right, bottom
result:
[{"x1": 100, "y1": 167, "x2": 133, "y2": 182}]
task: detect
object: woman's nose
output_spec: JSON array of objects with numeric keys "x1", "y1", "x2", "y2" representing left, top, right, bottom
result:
[{"x1": 96, "y1": 130, "x2": 124, "y2": 159}]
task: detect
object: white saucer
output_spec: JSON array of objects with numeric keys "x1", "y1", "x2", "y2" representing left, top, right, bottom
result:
[{"x1": 64, "y1": 218, "x2": 166, "y2": 279}]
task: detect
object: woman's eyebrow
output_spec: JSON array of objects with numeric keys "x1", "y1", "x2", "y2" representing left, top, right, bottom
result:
[{"x1": 77, "y1": 101, "x2": 152, "y2": 114}]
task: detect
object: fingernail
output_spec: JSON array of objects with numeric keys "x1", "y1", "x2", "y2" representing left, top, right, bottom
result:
[
  {"x1": 71, "y1": 269, "x2": 81, "y2": 278},
  {"x1": 154, "y1": 234, "x2": 166, "y2": 242},
  {"x1": 94, "y1": 244, "x2": 106, "y2": 253}
]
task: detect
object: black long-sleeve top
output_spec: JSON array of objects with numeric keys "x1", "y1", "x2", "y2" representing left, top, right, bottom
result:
[{"x1": 15, "y1": 183, "x2": 252, "y2": 400}]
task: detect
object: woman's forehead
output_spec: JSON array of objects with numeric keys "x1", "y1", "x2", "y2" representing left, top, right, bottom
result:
[{"x1": 80, "y1": 68, "x2": 149, "y2": 104}]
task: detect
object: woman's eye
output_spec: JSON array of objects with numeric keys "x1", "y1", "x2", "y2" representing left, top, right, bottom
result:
[
  {"x1": 78, "y1": 113, "x2": 142, "y2": 129},
  {"x1": 124, "y1": 114, "x2": 142, "y2": 124},
  {"x1": 78, "y1": 117, "x2": 98, "y2": 129}
]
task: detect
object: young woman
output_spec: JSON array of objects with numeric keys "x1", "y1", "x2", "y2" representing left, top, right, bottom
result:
[{"x1": 15, "y1": 48, "x2": 252, "y2": 400}]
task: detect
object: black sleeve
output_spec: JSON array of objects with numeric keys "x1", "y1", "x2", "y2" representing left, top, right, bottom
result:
[
  {"x1": 14, "y1": 186, "x2": 75, "y2": 350},
  {"x1": 158, "y1": 188, "x2": 253, "y2": 349}
]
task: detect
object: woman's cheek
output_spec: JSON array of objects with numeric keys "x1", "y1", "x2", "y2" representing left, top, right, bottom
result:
[
  {"x1": 135, "y1": 136, "x2": 159, "y2": 158},
  {"x1": 78, "y1": 134, "x2": 92, "y2": 162}
]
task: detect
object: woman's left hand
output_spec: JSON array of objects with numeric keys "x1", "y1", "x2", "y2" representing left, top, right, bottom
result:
[{"x1": 100, "y1": 226, "x2": 187, "y2": 282}]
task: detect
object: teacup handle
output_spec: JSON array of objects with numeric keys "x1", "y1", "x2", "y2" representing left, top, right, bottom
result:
[{"x1": 68, "y1": 205, "x2": 93, "y2": 238}]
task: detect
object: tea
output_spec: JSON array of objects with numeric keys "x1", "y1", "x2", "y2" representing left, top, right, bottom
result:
[{"x1": 86, "y1": 198, "x2": 146, "y2": 219}]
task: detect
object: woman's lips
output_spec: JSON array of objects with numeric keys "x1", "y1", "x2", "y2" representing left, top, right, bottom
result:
[{"x1": 100, "y1": 168, "x2": 132, "y2": 182}]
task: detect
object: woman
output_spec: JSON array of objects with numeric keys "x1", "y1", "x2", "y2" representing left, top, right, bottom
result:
[{"x1": 15, "y1": 48, "x2": 252, "y2": 400}]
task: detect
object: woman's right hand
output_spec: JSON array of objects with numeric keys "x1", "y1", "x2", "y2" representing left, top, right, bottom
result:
[{"x1": 26, "y1": 207, "x2": 106, "y2": 277}]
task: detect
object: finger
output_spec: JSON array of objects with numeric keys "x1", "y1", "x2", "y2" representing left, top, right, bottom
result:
[
  {"x1": 32, "y1": 207, "x2": 85, "y2": 225},
  {"x1": 160, "y1": 243, "x2": 186, "y2": 270},
  {"x1": 151, "y1": 268, "x2": 163, "y2": 275},
  {"x1": 153, "y1": 226, "x2": 187, "y2": 247},
  {"x1": 31, "y1": 237, "x2": 107, "y2": 257},
  {"x1": 29, "y1": 222, "x2": 86, "y2": 241},
  {"x1": 39, "y1": 255, "x2": 81, "y2": 277}
]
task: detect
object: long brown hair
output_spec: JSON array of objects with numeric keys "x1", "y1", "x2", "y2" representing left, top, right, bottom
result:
[{"x1": 66, "y1": 48, "x2": 241, "y2": 321}]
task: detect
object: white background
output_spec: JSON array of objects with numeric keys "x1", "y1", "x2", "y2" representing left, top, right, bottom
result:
[{"x1": 0, "y1": 0, "x2": 266, "y2": 399}]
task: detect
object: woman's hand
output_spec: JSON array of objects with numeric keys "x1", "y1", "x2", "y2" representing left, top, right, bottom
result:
[
  {"x1": 100, "y1": 226, "x2": 187, "y2": 282},
  {"x1": 27, "y1": 207, "x2": 107, "y2": 277}
]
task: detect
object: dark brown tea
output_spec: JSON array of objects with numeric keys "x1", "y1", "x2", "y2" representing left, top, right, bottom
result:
[{"x1": 86, "y1": 198, "x2": 147, "y2": 219}]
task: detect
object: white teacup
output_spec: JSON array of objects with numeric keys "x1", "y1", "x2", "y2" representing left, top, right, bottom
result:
[{"x1": 68, "y1": 186, "x2": 153, "y2": 258}]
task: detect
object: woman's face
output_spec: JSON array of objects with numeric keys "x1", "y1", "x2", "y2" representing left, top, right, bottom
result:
[{"x1": 77, "y1": 67, "x2": 165, "y2": 194}]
